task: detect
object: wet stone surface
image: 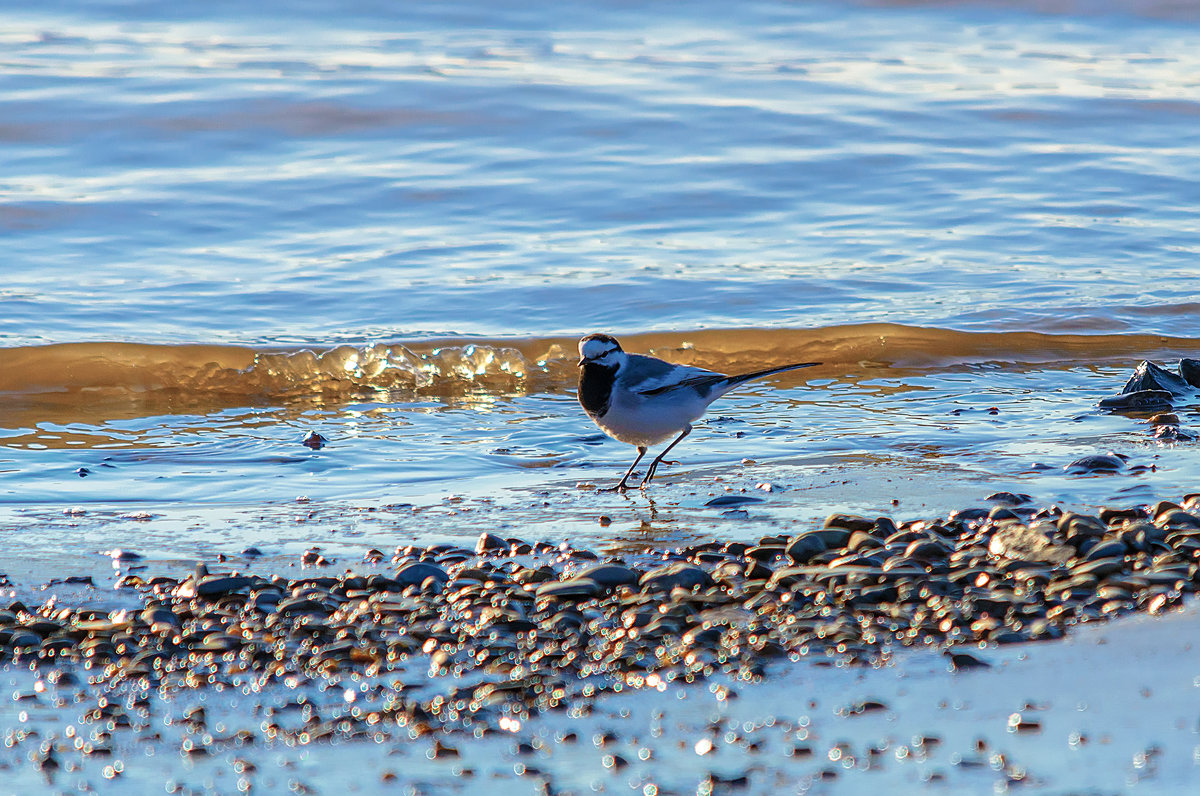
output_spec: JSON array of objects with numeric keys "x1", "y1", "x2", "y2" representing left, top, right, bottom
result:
[{"x1": 2, "y1": 497, "x2": 1200, "y2": 792}]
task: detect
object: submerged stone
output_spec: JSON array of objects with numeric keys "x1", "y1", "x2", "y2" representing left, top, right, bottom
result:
[
  {"x1": 1065, "y1": 453, "x2": 1127, "y2": 475},
  {"x1": 1099, "y1": 390, "x2": 1173, "y2": 413}
]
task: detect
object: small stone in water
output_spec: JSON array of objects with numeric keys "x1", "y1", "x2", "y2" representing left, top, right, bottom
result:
[
  {"x1": 947, "y1": 651, "x2": 991, "y2": 672},
  {"x1": 986, "y1": 492, "x2": 1032, "y2": 506},
  {"x1": 301, "y1": 548, "x2": 328, "y2": 566},
  {"x1": 1065, "y1": 453, "x2": 1127, "y2": 475},
  {"x1": 301, "y1": 431, "x2": 327, "y2": 449},
  {"x1": 704, "y1": 495, "x2": 763, "y2": 507},
  {"x1": 475, "y1": 533, "x2": 507, "y2": 554},
  {"x1": 1098, "y1": 390, "x2": 1173, "y2": 413}
]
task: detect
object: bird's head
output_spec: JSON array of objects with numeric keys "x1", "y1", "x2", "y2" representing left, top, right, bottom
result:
[{"x1": 578, "y1": 333, "x2": 623, "y2": 368}]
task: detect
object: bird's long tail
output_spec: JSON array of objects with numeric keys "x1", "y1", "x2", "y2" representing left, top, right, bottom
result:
[{"x1": 712, "y1": 361, "x2": 821, "y2": 398}]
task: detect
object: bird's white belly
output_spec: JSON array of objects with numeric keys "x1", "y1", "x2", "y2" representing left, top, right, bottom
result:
[{"x1": 596, "y1": 390, "x2": 709, "y2": 447}]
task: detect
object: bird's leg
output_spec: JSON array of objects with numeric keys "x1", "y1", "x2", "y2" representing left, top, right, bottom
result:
[
  {"x1": 641, "y1": 425, "x2": 692, "y2": 488},
  {"x1": 600, "y1": 446, "x2": 646, "y2": 492}
]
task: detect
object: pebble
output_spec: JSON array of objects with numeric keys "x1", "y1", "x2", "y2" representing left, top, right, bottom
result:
[
  {"x1": 704, "y1": 495, "x2": 763, "y2": 507},
  {"x1": 1065, "y1": 453, "x2": 1127, "y2": 475},
  {"x1": 1098, "y1": 390, "x2": 1173, "y2": 413},
  {"x1": 1, "y1": 495, "x2": 1197, "y2": 768},
  {"x1": 639, "y1": 563, "x2": 713, "y2": 592}
]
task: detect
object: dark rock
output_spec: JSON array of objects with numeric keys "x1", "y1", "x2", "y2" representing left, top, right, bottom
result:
[
  {"x1": 988, "y1": 506, "x2": 1023, "y2": 522},
  {"x1": 823, "y1": 513, "x2": 876, "y2": 532},
  {"x1": 986, "y1": 492, "x2": 1032, "y2": 506},
  {"x1": 946, "y1": 651, "x2": 991, "y2": 671},
  {"x1": 475, "y1": 533, "x2": 508, "y2": 554},
  {"x1": 274, "y1": 597, "x2": 332, "y2": 616},
  {"x1": 785, "y1": 529, "x2": 851, "y2": 563},
  {"x1": 574, "y1": 563, "x2": 640, "y2": 588},
  {"x1": 1065, "y1": 453, "x2": 1127, "y2": 475},
  {"x1": 1072, "y1": 557, "x2": 1124, "y2": 577},
  {"x1": 1158, "y1": 508, "x2": 1200, "y2": 530},
  {"x1": 195, "y1": 575, "x2": 256, "y2": 598},
  {"x1": 1083, "y1": 540, "x2": 1126, "y2": 562},
  {"x1": 841, "y1": 700, "x2": 888, "y2": 716},
  {"x1": 1180, "y1": 358, "x2": 1200, "y2": 388},
  {"x1": 1099, "y1": 390, "x2": 1173, "y2": 413},
  {"x1": 394, "y1": 562, "x2": 448, "y2": 588},
  {"x1": 536, "y1": 578, "x2": 601, "y2": 600},
  {"x1": 873, "y1": 516, "x2": 899, "y2": 536},
  {"x1": 301, "y1": 431, "x2": 327, "y2": 449},
  {"x1": 1100, "y1": 506, "x2": 1146, "y2": 525},
  {"x1": 639, "y1": 563, "x2": 713, "y2": 592},
  {"x1": 745, "y1": 545, "x2": 786, "y2": 562},
  {"x1": 904, "y1": 539, "x2": 950, "y2": 561},
  {"x1": 1122, "y1": 360, "x2": 1193, "y2": 396},
  {"x1": 704, "y1": 495, "x2": 764, "y2": 507}
]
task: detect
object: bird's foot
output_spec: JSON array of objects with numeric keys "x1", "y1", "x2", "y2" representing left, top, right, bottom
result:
[{"x1": 598, "y1": 482, "x2": 630, "y2": 493}]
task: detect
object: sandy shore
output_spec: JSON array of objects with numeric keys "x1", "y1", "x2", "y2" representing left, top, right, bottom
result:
[{"x1": 2, "y1": 496, "x2": 1199, "y2": 795}]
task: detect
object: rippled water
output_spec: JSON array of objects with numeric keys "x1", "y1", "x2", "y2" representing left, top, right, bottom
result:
[{"x1": 3, "y1": 0, "x2": 1200, "y2": 551}]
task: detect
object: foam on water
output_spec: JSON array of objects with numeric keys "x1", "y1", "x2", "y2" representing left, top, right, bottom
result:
[{"x1": 2, "y1": 325, "x2": 1198, "y2": 405}]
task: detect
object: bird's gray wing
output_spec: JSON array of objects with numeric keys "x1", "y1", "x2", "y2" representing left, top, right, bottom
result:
[{"x1": 620, "y1": 354, "x2": 727, "y2": 396}]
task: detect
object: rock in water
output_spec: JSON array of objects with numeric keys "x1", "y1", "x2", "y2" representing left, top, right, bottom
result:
[
  {"x1": 1121, "y1": 360, "x2": 1193, "y2": 397},
  {"x1": 1180, "y1": 358, "x2": 1200, "y2": 388},
  {"x1": 1098, "y1": 390, "x2": 1173, "y2": 413},
  {"x1": 1065, "y1": 453, "x2": 1127, "y2": 475}
]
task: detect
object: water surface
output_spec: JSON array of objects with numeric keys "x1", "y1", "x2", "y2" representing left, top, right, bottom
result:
[{"x1": 2, "y1": 0, "x2": 1200, "y2": 550}]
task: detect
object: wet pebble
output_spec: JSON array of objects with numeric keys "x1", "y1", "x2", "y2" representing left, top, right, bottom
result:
[
  {"x1": 2, "y1": 492, "x2": 1197, "y2": 761},
  {"x1": 704, "y1": 495, "x2": 763, "y2": 508},
  {"x1": 639, "y1": 563, "x2": 713, "y2": 592},
  {"x1": 1065, "y1": 453, "x2": 1128, "y2": 475}
]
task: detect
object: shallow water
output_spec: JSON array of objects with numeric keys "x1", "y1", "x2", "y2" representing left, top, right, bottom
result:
[{"x1": 4, "y1": 0, "x2": 1200, "y2": 543}]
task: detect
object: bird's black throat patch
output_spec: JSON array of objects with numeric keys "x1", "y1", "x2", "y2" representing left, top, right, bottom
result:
[{"x1": 578, "y1": 362, "x2": 617, "y2": 418}]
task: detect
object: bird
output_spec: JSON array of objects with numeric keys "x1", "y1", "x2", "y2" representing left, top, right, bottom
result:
[{"x1": 577, "y1": 333, "x2": 820, "y2": 491}]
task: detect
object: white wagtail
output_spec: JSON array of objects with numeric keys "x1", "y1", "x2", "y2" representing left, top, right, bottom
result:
[{"x1": 577, "y1": 333, "x2": 820, "y2": 491}]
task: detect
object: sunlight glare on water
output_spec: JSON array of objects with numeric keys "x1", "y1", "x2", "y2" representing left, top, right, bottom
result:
[
  {"x1": 4, "y1": 2, "x2": 1200, "y2": 343},
  {"x1": 2, "y1": 0, "x2": 1200, "y2": 545}
]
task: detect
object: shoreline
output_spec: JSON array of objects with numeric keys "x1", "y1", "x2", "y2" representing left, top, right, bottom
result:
[{"x1": 3, "y1": 496, "x2": 1199, "y2": 792}]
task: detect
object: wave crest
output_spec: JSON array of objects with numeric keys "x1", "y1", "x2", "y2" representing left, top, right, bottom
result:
[{"x1": 2, "y1": 324, "x2": 1198, "y2": 403}]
